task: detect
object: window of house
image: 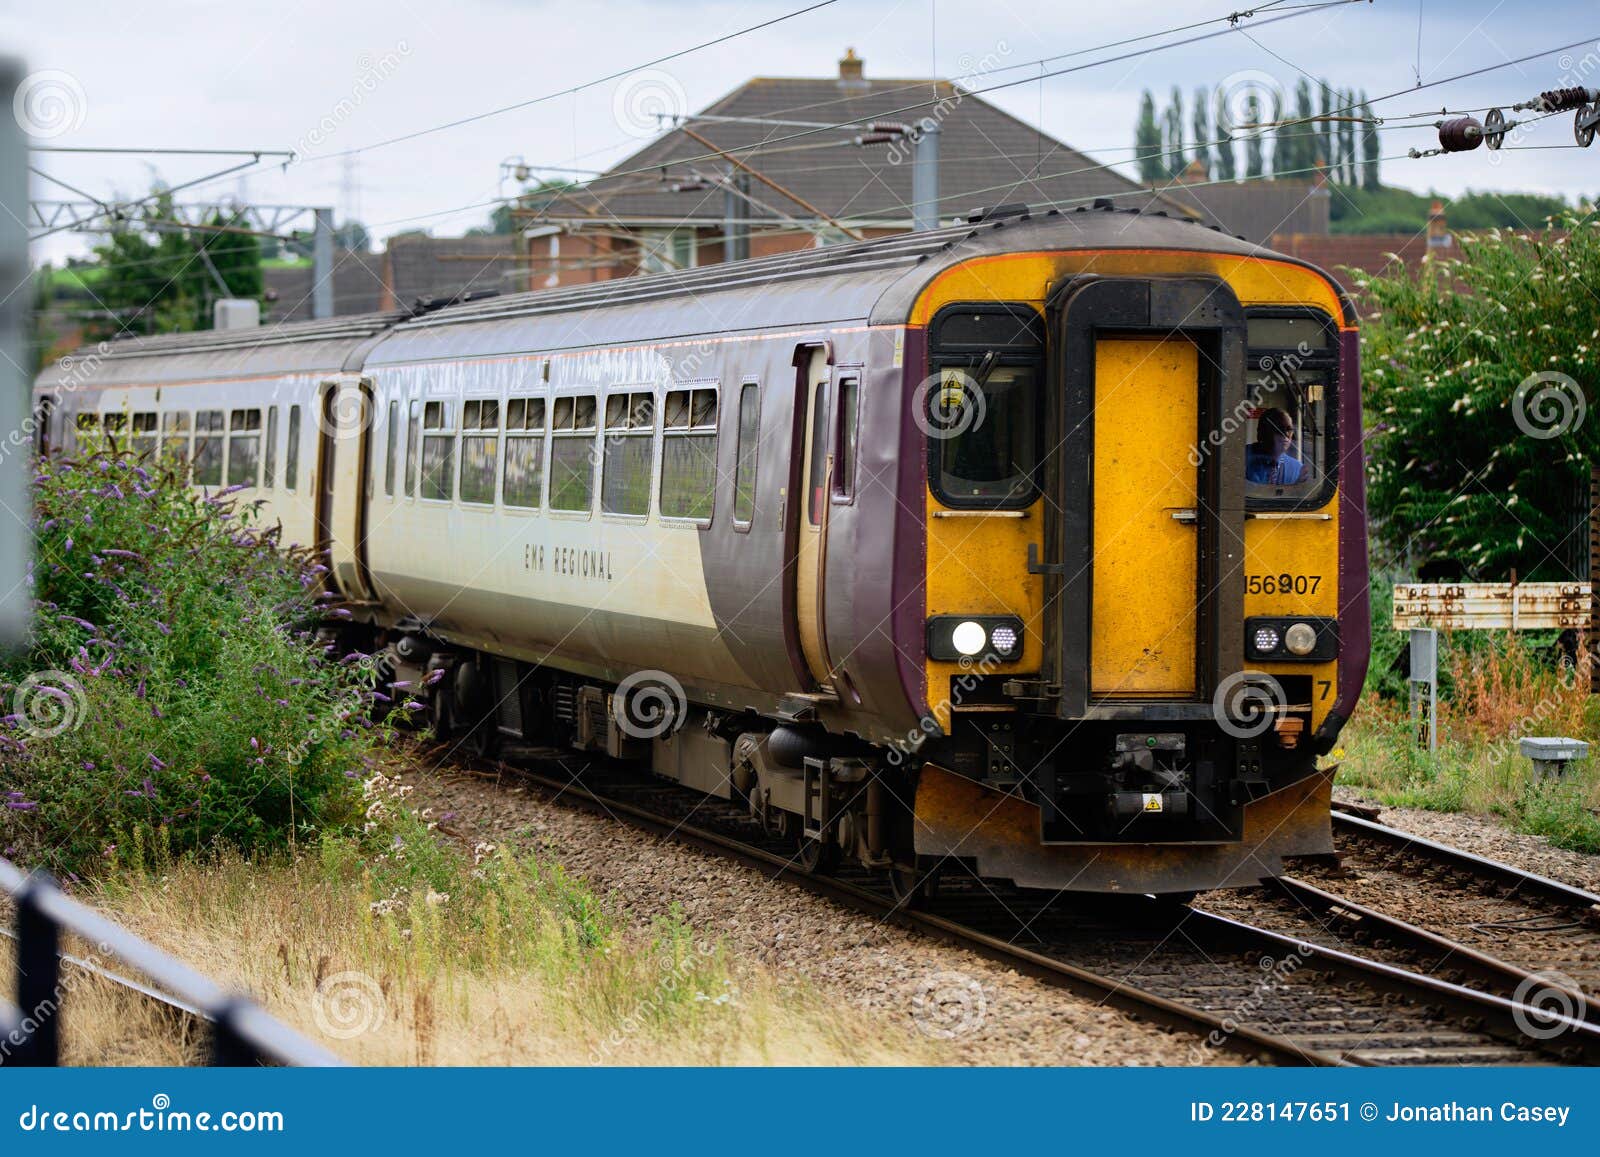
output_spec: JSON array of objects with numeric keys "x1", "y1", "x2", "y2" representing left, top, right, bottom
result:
[
  {"x1": 602, "y1": 390, "x2": 655, "y2": 517},
  {"x1": 226, "y1": 409, "x2": 261, "y2": 487},
  {"x1": 503, "y1": 396, "x2": 546, "y2": 509},
  {"x1": 460, "y1": 398, "x2": 500, "y2": 506},
  {"x1": 131, "y1": 412, "x2": 158, "y2": 459},
  {"x1": 161, "y1": 412, "x2": 191, "y2": 463},
  {"x1": 548, "y1": 394, "x2": 597, "y2": 513},
  {"x1": 192, "y1": 411, "x2": 225, "y2": 486},
  {"x1": 384, "y1": 400, "x2": 398, "y2": 497},
  {"x1": 405, "y1": 399, "x2": 420, "y2": 498},
  {"x1": 263, "y1": 406, "x2": 278, "y2": 488},
  {"x1": 285, "y1": 405, "x2": 301, "y2": 491},
  {"x1": 660, "y1": 386, "x2": 718, "y2": 522},
  {"x1": 733, "y1": 383, "x2": 760, "y2": 527},
  {"x1": 420, "y1": 400, "x2": 455, "y2": 502}
]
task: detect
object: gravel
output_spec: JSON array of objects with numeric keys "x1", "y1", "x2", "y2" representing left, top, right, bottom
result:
[
  {"x1": 1334, "y1": 786, "x2": 1600, "y2": 894},
  {"x1": 403, "y1": 757, "x2": 1240, "y2": 1066}
]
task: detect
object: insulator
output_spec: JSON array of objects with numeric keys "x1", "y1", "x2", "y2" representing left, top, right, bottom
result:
[
  {"x1": 1536, "y1": 86, "x2": 1593, "y2": 112},
  {"x1": 1437, "y1": 117, "x2": 1484, "y2": 152},
  {"x1": 854, "y1": 132, "x2": 896, "y2": 145},
  {"x1": 1484, "y1": 107, "x2": 1508, "y2": 151},
  {"x1": 866, "y1": 121, "x2": 910, "y2": 135}
]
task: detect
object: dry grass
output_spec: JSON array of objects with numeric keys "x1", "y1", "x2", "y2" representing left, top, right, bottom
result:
[
  {"x1": 5, "y1": 827, "x2": 936, "y2": 1066},
  {"x1": 1337, "y1": 632, "x2": 1600, "y2": 852}
]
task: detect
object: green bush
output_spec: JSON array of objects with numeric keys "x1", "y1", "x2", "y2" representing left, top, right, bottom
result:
[{"x1": 1, "y1": 448, "x2": 388, "y2": 875}]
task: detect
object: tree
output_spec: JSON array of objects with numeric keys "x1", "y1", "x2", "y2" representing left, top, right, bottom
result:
[
  {"x1": 1340, "y1": 89, "x2": 1358, "y2": 184},
  {"x1": 468, "y1": 179, "x2": 579, "y2": 235},
  {"x1": 1135, "y1": 91, "x2": 1164, "y2": 183},
  {"x1": 1213, "y1": 87, "x2": 1236, "y2": 181},
  {"x1": 1244, "y1": 94, "x2": 1265, "y2": 178},
  {"x1": 1360, "y1": 92, "x2": 1382, "y2": 190},
  {"x1": 1318, "y1": 81, "x2": 1334, "y2": 173},
  {"x1": 1191, "y1": 86, "x2": 1210, "y2": 179},
  {"x1": 1358, "y1": 217, "x2": 1600, "y2": 579},
  {"x1": 1279, "y1": 79, "x2": 1315, "y2": 174},
  {"x1": 195, "y1": 211, "x2": 263, "y2": 302},
  {"x1": 334, "y1": 220, "x2": 370, "y2": 252},
  {"x1": 1164, "y1": 86, "x2": 1186, "y2": 178}
]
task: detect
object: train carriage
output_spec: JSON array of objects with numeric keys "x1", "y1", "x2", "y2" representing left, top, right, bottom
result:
[{"x1": 34, "y1": 201, "x2": 1369, "y2": 897}]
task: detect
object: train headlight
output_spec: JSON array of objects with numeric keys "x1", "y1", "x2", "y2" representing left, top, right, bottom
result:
[
  {"x1": 1284, "y1": 622, "x2": 1318, "y2": 656},
  {"x1": 951, "y1": 620, "x2": 988, "y2": 656},
  {"x1": 1252, "y1": 625, "x2": 1282, "y2": 654},
  {"x1": 926, "y1": 615, "x2": 1026, "y2": 663}
]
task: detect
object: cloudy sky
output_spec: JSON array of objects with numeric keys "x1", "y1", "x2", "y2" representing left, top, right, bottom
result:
[{"x1": 5, "y1": 0, "x2": 1598, "y2": 265}]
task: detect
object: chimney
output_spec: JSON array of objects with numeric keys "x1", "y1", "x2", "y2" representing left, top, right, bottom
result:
[
  {"x1": 1427, "y1": 198, "x2": 1452, "y2": 249},
  {"x1": 838, "y1": 47, "x2": 865, "y2": 85}
]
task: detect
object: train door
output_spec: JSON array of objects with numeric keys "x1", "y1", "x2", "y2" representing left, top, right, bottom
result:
[
  {"x1": 316, "y1": 376, "x2": 377, "y2": 602},
  {"x1": 791, "y1": 347, "x2": 834, "y2": 689}
]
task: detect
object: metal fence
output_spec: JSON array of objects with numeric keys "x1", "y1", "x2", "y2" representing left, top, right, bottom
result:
[{"x1": 1, "y1": 859, "x2": 343, "y2": 1066}]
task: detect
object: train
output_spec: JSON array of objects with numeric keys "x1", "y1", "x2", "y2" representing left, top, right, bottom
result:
[{"x1": 34, "y1": 200, "x2": 1370, "y2": 899}]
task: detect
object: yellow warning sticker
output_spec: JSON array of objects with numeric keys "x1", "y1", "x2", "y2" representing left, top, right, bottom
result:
[
  {"x1": 892, "y1": 330, "x2": 905, "y2": 368},
  {"x1": 1142, "y1": 793, "x2": 1163, "y2": 813}
]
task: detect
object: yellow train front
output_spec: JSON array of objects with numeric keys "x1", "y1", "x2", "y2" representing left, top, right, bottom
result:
[{"x1": 899, "y1": 205, "x2": 1368, "y2": 895}]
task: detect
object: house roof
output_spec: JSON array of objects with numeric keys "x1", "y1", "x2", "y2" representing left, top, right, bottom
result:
[
  {"x1": 542, "y1": 62, "x2": 1171, "y2": 229},
  {"x1": 1159, "y1": 178, "x2": 1331, "y2": 244}
]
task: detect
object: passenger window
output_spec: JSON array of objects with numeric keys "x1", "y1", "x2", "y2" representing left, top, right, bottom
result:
[
  {"x1": 602, "y1": 390, "x2": 655, "y2": 517},
  {"x1": 226, "y1": 409, "x2": 261, "y2": 487},
  {"x1": 73, "y1": 412, "x2": 100, "y2": 452},
  {"x1": 263, "y1": 406, "x2": 278, "y2": 488},
  {"x1": 548, "y1": 394, "x2": 597, "y2": 513},
  {"x1": 733, "y1": 383, "x2": 760, "y2": 527},
  {"x1": 460, "y1": 398, "x2": 500, "y2": 506},
  {"x1": 102, "y1": 413, "x2": 127, "y2": 440},
  {"x1": 660, "y1": 386, "x2": 718, "y2": 522},
  {"x1": 503, "y1": 397, "x2": 546, "y2": 509},
  {"x1": 833, "y1": 377, "x2": 859, "y2": 500},
  {"x1": 405, "y1": 400, "x2": 420, "y2": 498},
  {"x1": 384, "y1": 400, "x2": 398, "y2": 497},
  {"x1": 285, "y1": 405, "x2": 301, "y2": 491},
  {"x1": 131, "y1": 412, "x2": 158, "y2": 459},
  {"x1": 161, "y1": 412, "x2": 191, "y2": 464},
  {"x1": 806, "y1": 385, "x2": 827, "y2": 525},
  {"x1": 420, "y1": 401, "x2": 455, "y2": 502},
  {"x1": 193, "y1": 411, "x2": 225, "y2": 486}
]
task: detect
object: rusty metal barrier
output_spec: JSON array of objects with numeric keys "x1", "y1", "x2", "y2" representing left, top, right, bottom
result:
[{"x1": 0, "y1": 858, "x2": 343, "y2": 1067}]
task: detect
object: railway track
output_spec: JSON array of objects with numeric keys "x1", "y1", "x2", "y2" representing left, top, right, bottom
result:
[{"x1": 472, "y1": 747, "x2": 1600, "y2": 1067}]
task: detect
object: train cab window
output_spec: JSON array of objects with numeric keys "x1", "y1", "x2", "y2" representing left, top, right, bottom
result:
[
  {"x1": 161, "y1": 412, "x2": 191, "y2": 464},
  {"x1": 459, "y1": 399, "x2": 500, "y2": 506},
  {"x1": 226, "y1": 409, "x2": 262, "y2": 487},
  {"x1": 927, "y1": 304, "x2": 1044, "y2": 509},
  {"x1": 503, "y1": 397, "x2": 546, "y2": 509},
  {"x1": 602, "y1": 390, "x2": 655, "y2": 517},
  {"x1": 404, "y1": 400, "x2": 420, "y2": 498},
  {"x1": 833, "y1": 376, "x2": 860, "y2": 501},
  {"x1": 660, "y1": 387, "x2": 717, "y2": 523},
  {"x1": 285, "y1": 405, "x2": 302, "y2": 491},
  {"x1": 131, "y1": 412, "x2": 158, "y2": 459},
  {"x1": 1243, "y1": 311, "x2": 1336, "y2": 507},
  {"x1": 548, "y1": 394, "x2": 598, "y2": 513},
  {"x1": 733, "y1": 382, "x2": 760, "y2": 528},
  {"x1": 420, "y1": 401, "x2": 455, "y2": 502},
  {"x1": 263, "y1": 407, "x2": 278, "y2": 488},
  {"x1": 384, "y1": 400, "x2": 398, "y2": 497},
  {"x1": 192, "y1": 411, "x2": 225, "y2": 486}
]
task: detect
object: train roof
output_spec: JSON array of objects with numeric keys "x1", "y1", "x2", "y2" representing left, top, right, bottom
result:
[{"x1": 39, "y1": 204, "x2": 1349, "y2": 388}]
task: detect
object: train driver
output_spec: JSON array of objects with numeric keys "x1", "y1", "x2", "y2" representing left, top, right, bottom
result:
[{"x1": 1245, "y1": 407, "x2": 1303, "y2": 485}]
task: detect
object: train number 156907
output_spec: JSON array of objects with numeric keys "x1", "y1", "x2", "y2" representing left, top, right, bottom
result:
[{"x1": 1245, "y1": 573, "x2": 1322, "y2": 595}]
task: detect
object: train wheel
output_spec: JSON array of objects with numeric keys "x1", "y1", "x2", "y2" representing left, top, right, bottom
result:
[
  {"x1": 797, "y1": 835, "x2": 840, "y2": 875},
  {"x1": 466, "y1": 718, "x2": 501, "y2": 759},
  {"x1": 888, "y1": 860, "x2": 941, "y2": 909}
]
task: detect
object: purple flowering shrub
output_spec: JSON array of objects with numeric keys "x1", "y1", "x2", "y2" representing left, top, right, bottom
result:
[{"x1": 1, "y1": 449, "x2": 386, "y2": 874}]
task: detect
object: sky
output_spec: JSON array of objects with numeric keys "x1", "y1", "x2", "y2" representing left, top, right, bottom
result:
[{"x1": 4, "y1": 0, "x2": 1599, "y2": 266}]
